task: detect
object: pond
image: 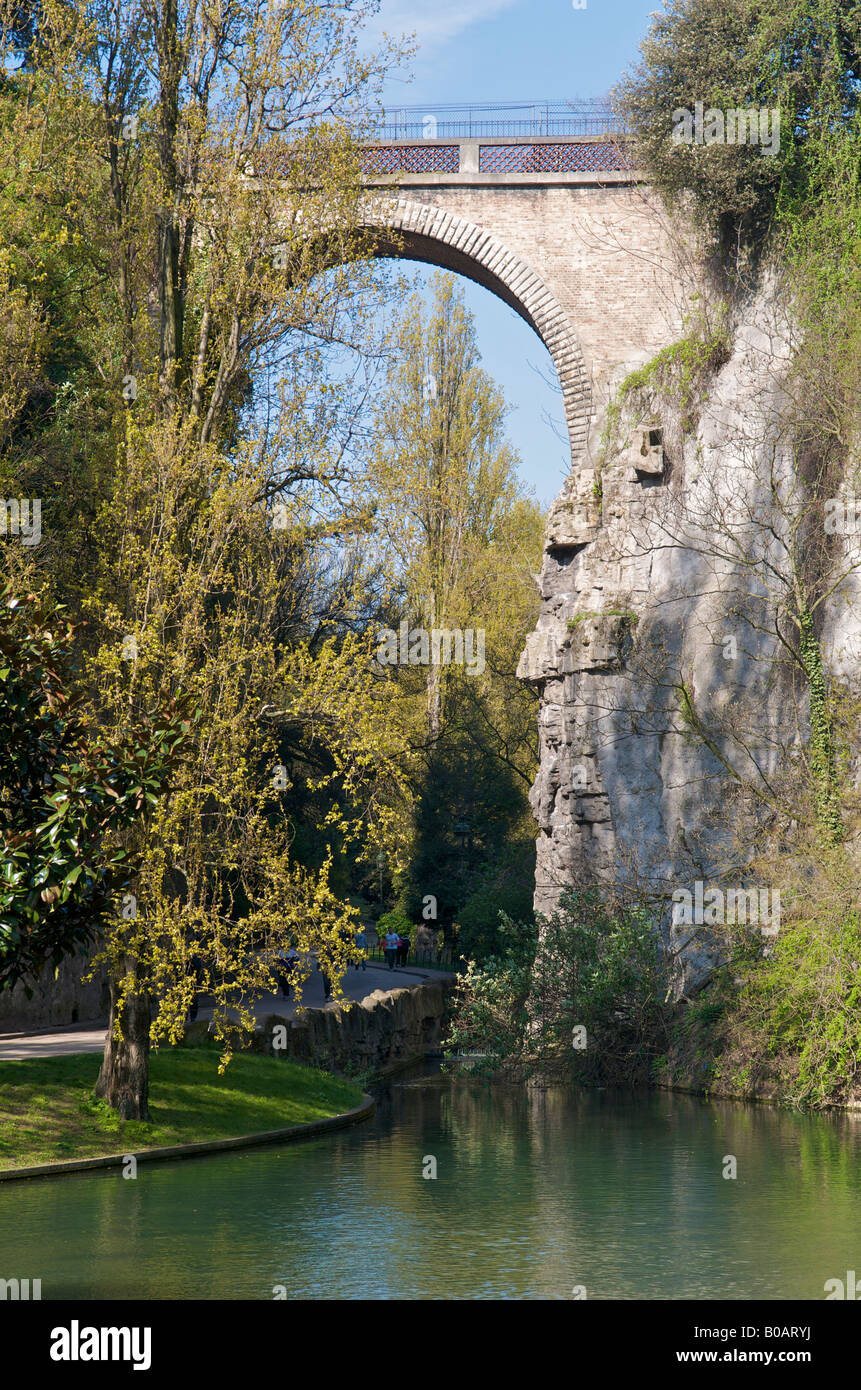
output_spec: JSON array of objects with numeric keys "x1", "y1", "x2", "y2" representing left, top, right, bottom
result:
[{"x1": 2, "y1": 1066, "x2": 859, "y2": 1299}]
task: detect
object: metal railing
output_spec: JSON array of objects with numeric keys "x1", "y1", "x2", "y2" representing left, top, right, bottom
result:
[
  {"x1": 360, "y1": 144, "x2": 460, "y2": 174},
  {"x1": 359, "y1": 99, "x2": 625, "y2": 143},
  {"x1": 365, "y1": 944, "x2": 458, "y2": 971},
  {"x1": 478, "y1": 141, "x2": 630, "y2": 173},
  {"x1": 371, "y1": 116, "x2": 620, "y2": 140}
]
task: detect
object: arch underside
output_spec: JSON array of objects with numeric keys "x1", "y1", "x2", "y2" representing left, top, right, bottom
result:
[{"x1": 361, "y1": 199, "x2": 592, "y2": 467}]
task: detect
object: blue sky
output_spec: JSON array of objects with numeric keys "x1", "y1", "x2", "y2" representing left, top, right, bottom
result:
[
  {"x1": 360, "y1": 0, "x2": 660, "y2": 506},
  {"x1": 367, "y1": 0, "x2": 659, "y2": 110}
]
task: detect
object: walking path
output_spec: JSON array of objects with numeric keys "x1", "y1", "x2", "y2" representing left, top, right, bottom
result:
[{"x1": 0, "y1": 962, "x2": 448, "y2": 1060}]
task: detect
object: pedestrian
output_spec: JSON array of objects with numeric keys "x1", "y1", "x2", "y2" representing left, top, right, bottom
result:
[
  {"x1": 185, "y1": 932, "x2": 209, "y2": 1023},
  {"x1": 354, "y1": 927, "x2": 368, "y2": 970},
  {"x1": 319, "y1": 960, "x2": 332, "y2": 1000},
  {"x1": 384, "y1": 928, "x2": 400, "y2": 971},
  {"x1": 275, "y1": 944, "x2": 299, "y2": 999},
  {"x1": 339, "y1": 925, "x2": 353, "y2": 970},
  {"x1": 187, "y1": 953, "x2": 204, "y2": 1022},
  {"x1": 397, "y1": 931, "x2": 411, "y2": 967}
]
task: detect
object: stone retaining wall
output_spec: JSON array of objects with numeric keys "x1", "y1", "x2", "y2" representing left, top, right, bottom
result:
[
  {"x1": 252, "y1": 977, "x2": 455, "y2": 1072},
  {"x1": 0, "y1": 949, "x2": 108, "y2": 1032}
]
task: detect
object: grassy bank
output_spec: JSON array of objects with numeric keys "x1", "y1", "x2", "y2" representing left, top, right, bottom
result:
[{"x1": 0, "y1": 1047, "x2": 363, "y2": 1170}]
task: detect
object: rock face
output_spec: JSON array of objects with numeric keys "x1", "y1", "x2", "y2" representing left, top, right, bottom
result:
[
  {"x1": 519, "y1": 288, "x2": 861, "y2": 992},
  {"x1": 254, "y1": 977, "x2": 455, "y2": 1072}
]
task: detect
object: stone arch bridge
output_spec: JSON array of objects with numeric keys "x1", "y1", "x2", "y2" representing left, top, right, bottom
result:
[
  {"x1": 360, "y1": 132, "x2": 686, "y2": 469},
  {"x1": 360, "y1": 127, "x2": 697, "y2": 921}
]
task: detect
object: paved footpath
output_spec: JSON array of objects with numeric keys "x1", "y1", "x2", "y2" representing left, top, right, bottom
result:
[{"x1": 0, "y1": 963, "x2": 446, "y2": 1060}]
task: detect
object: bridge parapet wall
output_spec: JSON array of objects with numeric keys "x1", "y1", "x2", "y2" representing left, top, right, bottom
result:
[{"x1": 362, "y1": 136, "x2": 633, "y2": 177}]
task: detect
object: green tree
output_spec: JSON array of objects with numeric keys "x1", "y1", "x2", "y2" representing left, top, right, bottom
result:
[
  {"x1": 369, "y1": 273, "x2": 543, "y2": 939},
  {"x1": 615, "y1": 0, "x2": 861, "y2": 262},
  {"x1": 0, "y1": 580, "x2": 190, "y2": 991},
  {"x1": 0, "y1": 0, "x2": 408, "y2": 1117},
  {"x1": 446, "y1": 889, "x2": 670, "y2": 1083}
]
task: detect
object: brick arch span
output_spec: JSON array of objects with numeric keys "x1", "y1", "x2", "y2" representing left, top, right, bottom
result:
[{"x1": 361, "y1": 197, "x2": 592, "y2": 465}]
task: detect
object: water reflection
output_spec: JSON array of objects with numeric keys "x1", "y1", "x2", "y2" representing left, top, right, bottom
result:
[{"x1": 1, "y1": 1069, "x2": 859, "y2": 1299}]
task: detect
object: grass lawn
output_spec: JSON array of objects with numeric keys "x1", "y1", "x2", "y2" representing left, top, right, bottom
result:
[{"x1": 0, "y1": 1045, "x2": 363, "y2": 1170}]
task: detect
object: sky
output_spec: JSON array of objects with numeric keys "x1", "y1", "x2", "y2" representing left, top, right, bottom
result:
[{"x1": 359, "y1": 0, "x2": 661, "y2": 506}]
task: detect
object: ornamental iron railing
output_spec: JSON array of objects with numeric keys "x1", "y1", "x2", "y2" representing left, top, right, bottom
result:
[
  {"x1": 360, "y1": 139, "x2": 633, "y2": 176},
  {"x1": 478, "y1": 141, "x2": 630, "y2": 173},
  {"x1": 360, "y1": 144, "x2": 460, "y2": 174}
]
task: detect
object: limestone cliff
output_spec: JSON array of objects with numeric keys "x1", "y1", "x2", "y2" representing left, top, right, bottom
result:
[{"x1": 519, "y1": 285, "x2": 861, "y2": 992}]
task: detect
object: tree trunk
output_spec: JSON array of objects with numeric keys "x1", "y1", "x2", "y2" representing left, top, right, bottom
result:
[
  {"x1": 155, "y1": 0, "x2": 182, "y2": 411},
  {"x1": 158, "y1": 213, "x2": 182, "y2": 405},
  {"x1": 95, "y1": 958, "x2": 152, "y2": 1120},
  {"x1": 427, "y1": 662, "x2": 441, "y2": 742},
  {"x1": 426, "y1": 587, "x2": 442, "y2": 740}
]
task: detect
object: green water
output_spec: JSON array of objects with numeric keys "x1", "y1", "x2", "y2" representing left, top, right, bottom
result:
[{"x1": 2, "y1": 1070, "x2": 860, "y2": 1299}]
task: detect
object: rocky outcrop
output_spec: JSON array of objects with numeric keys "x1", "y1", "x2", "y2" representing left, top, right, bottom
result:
[
  {"x1": 519, "y1": 287, "x2": 861, "y2": 993},
  {"x1": 252, "y1": 976, "x2": 455, "y2": 1072}
]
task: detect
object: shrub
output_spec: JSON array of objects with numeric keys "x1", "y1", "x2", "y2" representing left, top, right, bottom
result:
[
  {"x1": 446, "y1": 887, "x2": 671, "y2": 1084},
  {"x1": 711, "y1": 851, "x2": 861, "y2": 1108},
  {"x1": 528, "y1": 888, "x2": 671, "y2": 1085},
  {"x1": 377, "y1": 907, "x2": 413, "y2": 939},
  {"x1": 444, "y1": 914, "x2": 536, "y2": 1075},
  {"x1": 614, "y1": 0, "x2": 861, "y2": 262}
]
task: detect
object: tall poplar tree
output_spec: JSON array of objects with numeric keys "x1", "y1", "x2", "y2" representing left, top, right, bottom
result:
[{"x1": 370, "y1": 273, "x2": 544, "y2": 935}]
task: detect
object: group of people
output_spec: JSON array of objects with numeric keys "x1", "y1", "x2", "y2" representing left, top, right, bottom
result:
[
  {"x1": 271, "y1": 923, "x2": 411, "y2": 1002},
  {"x1": 382, "y1": 928, "x2": 410, "y2": 970}
]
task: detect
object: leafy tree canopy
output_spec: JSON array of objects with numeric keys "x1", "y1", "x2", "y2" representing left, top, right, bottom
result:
[{"x1": 0, "y1": 579, "x2": 191, "y2": 990}]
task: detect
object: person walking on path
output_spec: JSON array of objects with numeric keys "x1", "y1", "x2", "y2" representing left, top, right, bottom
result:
[
  {"x1": 275, "y1": 944, "x2": 299, "y2": 999},
  {"x1": 187, "y1": 956, "x2": 204, "y2": 1022},
  {"x1": 339, "y1": 925, "x2": 354, "y2": 971},
  {"x1": 384, "y1": 929, "x2": 400, "y2": 971},
  {"x1": 354, "y1": 927, "x2": 368, "y2": 970},
  {"x1": 397, "y1": 931, "x2": 411, "y2": 967}
]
